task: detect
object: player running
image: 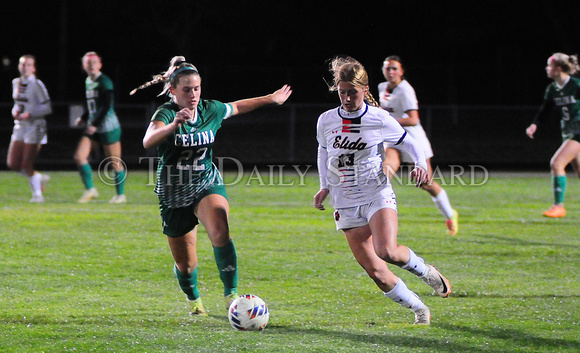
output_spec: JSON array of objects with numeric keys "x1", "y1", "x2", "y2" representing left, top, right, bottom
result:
[
  {"x1": 378, "y1": 55, "x2": 458, "y2": 235},
  {"x1": 314, "y1": 56, "x2": 451, "y2": 325},
  {"x1": 526, "y1": 52, "x2": 580, "y2": 218}
]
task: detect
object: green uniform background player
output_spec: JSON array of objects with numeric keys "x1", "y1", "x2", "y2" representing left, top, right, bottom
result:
[
  {"x1": 139, "y1": 56, "x2": 292, "y2": 315},
  {"x1": 74, "y1": 51, "x2": 127, "y2": 204},
  {"x1": 526, "y1": 52, "x2": 580, "y2": 218}
]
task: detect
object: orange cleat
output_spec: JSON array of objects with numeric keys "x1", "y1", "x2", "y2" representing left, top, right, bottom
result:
[
  {"x1": 542, "y1": 205, "x2": 566, "y2": 218},
  {"x1": 446, "y1": 210, "x2": 459, "y2": 235}
]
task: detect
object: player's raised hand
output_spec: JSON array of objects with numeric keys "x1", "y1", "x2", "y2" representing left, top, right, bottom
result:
[{"x1": 270, "y1": 85, "x2": 292, "y2": 105}]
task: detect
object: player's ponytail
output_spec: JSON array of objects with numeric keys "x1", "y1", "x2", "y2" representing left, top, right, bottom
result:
[
  {"x1": 326, "y1": 55, "x2": 379, "y2": 107},
  {"x1": 130, "y1": 56, "x2": 198, "y2": 96}
]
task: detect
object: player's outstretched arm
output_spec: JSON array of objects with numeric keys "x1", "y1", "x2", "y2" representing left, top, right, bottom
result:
[{"x1": 229, "y1": 85, "x2": 292, "y2": 116}]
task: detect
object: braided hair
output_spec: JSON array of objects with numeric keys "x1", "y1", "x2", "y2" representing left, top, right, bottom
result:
[
  {"x1": 327, "y1": 56, "x2": 380, "y2": 107},
  {"x1": 130, "y1": 56, "x2": 199, "y2": 96}
]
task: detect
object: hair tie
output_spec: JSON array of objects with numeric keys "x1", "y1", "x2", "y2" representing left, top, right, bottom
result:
[{"x1": 170, "y1": 66, "x2": 198, "y2": 81}]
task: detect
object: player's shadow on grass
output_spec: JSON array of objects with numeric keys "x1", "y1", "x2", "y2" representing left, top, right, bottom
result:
[
  {"x1": 438, "y1": 322, "x2": 580, "y2": 351},
  {"x1": 450, "y1": 292, "x2": 580, "y2": 299},
  {"x1": 459, "y1": 233, "x2": 580, "y2": 249},
  {"x1": 265, "y1": 325, "x2": 496, "y2": 352}
]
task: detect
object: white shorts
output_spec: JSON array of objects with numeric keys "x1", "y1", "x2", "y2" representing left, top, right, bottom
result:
[
  {"x1": 11, "y1": 119, "x2": 47, "y2": 145},
  {"x1": 393, "y1": 127, "x2": 433, "y2": 163},
  {"x1": 333, "y1": 193, "x2": 397, "y2": 230}
]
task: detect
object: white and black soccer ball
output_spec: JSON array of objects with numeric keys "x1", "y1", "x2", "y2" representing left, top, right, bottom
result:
[{"x1": 227, "y1": 294, "x2": 269, "y2": 331}]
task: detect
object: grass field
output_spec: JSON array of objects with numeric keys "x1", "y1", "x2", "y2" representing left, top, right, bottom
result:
[{"x1": 0, "y1": 169, "x2": 578, "y2": 352}]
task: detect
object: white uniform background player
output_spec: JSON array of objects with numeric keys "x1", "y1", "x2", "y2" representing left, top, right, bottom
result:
[
  {"x1": 378, "y1": 79, "x2": 433, "y2": 162},
  {"x1": 7, "y1": 55, "x2": 52, "y2": 202},
  {"x1": 12, "y1": 74, "x2": 51, "y2": 144},
  {"x1": 378, "y1": 56, "x2": 458, "y2": 235}
]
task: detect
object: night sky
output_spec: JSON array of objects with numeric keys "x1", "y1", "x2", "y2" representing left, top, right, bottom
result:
[{"x1": 2, "y1": 0, "x2": 578, "y2": 106}]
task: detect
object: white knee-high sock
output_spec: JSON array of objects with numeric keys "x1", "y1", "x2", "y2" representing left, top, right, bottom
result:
[
  {"x1": 401, "y1": 248, "x2": 427, "y2": 277},
  {"x1": 28, "y1": 172, "x2": 42, "y2": 196},
  {"x1": 384, "y1": 278, "x2": 427, "y2": 311},
  {"x1": 432, "y1": 189, "x2": 454, "y2": 219}
]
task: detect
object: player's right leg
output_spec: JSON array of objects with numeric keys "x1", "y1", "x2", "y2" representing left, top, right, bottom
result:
[
  {"x1": 165, "y1": 212, "x2": 207, "y2": 316},
  {"x1": 74, "y1": 137, "x2": 98, "y2": 203}
]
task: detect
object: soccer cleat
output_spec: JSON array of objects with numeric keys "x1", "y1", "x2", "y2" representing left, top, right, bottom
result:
[
  {"x1": 413, "y1": 307, "x2": 431, "y2": 325},
  {"x1": 78, "y1": 188, "x2": 99, "y2": 203},
  {"x1": 40, "y1": 174, "x2": 50, "y2": 193},
  {"x1": 109, "y1": 194, "x2": 127, "y2": 204},
  {"x1": 421, "y1": 265, "x2": 451, "y2": 298},
  {"x1": 446, "y1": 209, "x2": 459, "y2": 235},
  {"x1": 542, "y1": 205, "x2": 566, "y2": 218},
  {"x1": 29, "y1": 195, "x2": 45, "y2": 203},
  {"x1": 225, "y1": 292, "x2": 239, "y2": 310},
  {"x1": 188, "y1": 298, "x2": 208, "y2": 316}
]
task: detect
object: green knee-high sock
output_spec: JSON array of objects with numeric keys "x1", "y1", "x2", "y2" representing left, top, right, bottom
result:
[
  {"x1": 173, "y1": 264, "x2": 200, "y2": 301},
  {"x1": 552, "y1": 175, "x2": 567, "y2": 204},
  {"x1": 114, "y1": 170, "x2": 126, "y2": 195},
  {"x1": 213, "y1": 240, "x2": 238, "y2": 296},
  {"x1": 78, "y1": 164, "x2": 93, "y2": 189}
]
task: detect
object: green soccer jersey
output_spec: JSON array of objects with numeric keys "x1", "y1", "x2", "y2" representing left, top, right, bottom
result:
[
  {"x1": 85, "y1": 73, "x2": 120, "y2": 132},
  {"x1": 544, "y1": 76, "x2": 580, "y2": 139},
  {"x1": 152, "y1": 99, "x2": 233, "y2": 208}
]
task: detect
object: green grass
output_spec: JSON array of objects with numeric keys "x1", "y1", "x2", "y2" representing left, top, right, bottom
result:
[{"x1": 0, "y1": 169, "x2": 578, "y2": 352}]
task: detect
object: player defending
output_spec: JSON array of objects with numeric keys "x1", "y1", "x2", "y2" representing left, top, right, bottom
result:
[
  {"x1": 526, "y1": 52, "x2": 580, "y2": 217},
  {"x1": 139, "y1": 56, "x2": 292, "y2": 315}
]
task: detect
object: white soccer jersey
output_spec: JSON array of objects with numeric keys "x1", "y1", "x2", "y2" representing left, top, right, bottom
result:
[
  {"x1": 12, "y1": 75, "x2": 52, "y2": 120},
  {"x1": 378, "y1": 79, "x2": 433, "y2": 159},
  {"x1": 317, "y1": 103, "x2": 426, "y2": 208}
]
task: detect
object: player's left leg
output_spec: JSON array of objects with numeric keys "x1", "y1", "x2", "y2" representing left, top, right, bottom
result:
[
  {"x1": 344, "y1": 223, "x2": 430, "y2": 324},
  {"x1": 544, "y1": 139, "x2": 580, "y2": 217},
  {"x1": 420, "y1": 159, "x2": 458, "y2": 235},
  {"x1": 196, "y1": 193, "x2": 238, "y2": 307}
]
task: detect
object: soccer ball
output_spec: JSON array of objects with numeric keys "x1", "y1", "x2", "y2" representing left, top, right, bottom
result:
[{"x1": 227, "y1": 294, "x2": 269, "y2": 331}]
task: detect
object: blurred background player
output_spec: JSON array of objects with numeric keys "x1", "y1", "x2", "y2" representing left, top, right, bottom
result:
[
  {"x1": 7, "y1": 55, "x2": 52, "y2": 202},
  {"x1": 378, "y1": 55, "x2": 458, "y2": 235},
  {"x1": 526, "y1": 52, "x2": 580, "y2": 218},
  {"x1": 314, "y1": 56, "x2": 451, "y2": 325},
  {"x1": 138, "y1": 56, "x2": 292, "y2": 315},
  {"x1": 73, "y1": 51, "x2": 126, "y2": 204}
]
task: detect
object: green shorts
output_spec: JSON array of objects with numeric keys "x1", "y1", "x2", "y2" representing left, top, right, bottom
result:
[
  {"x1": 86, "y1": 127, "x2": 122, "y2": 145},
  {"x1": 159, "y1": 184, "x2": 228, "y2": 238}
]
